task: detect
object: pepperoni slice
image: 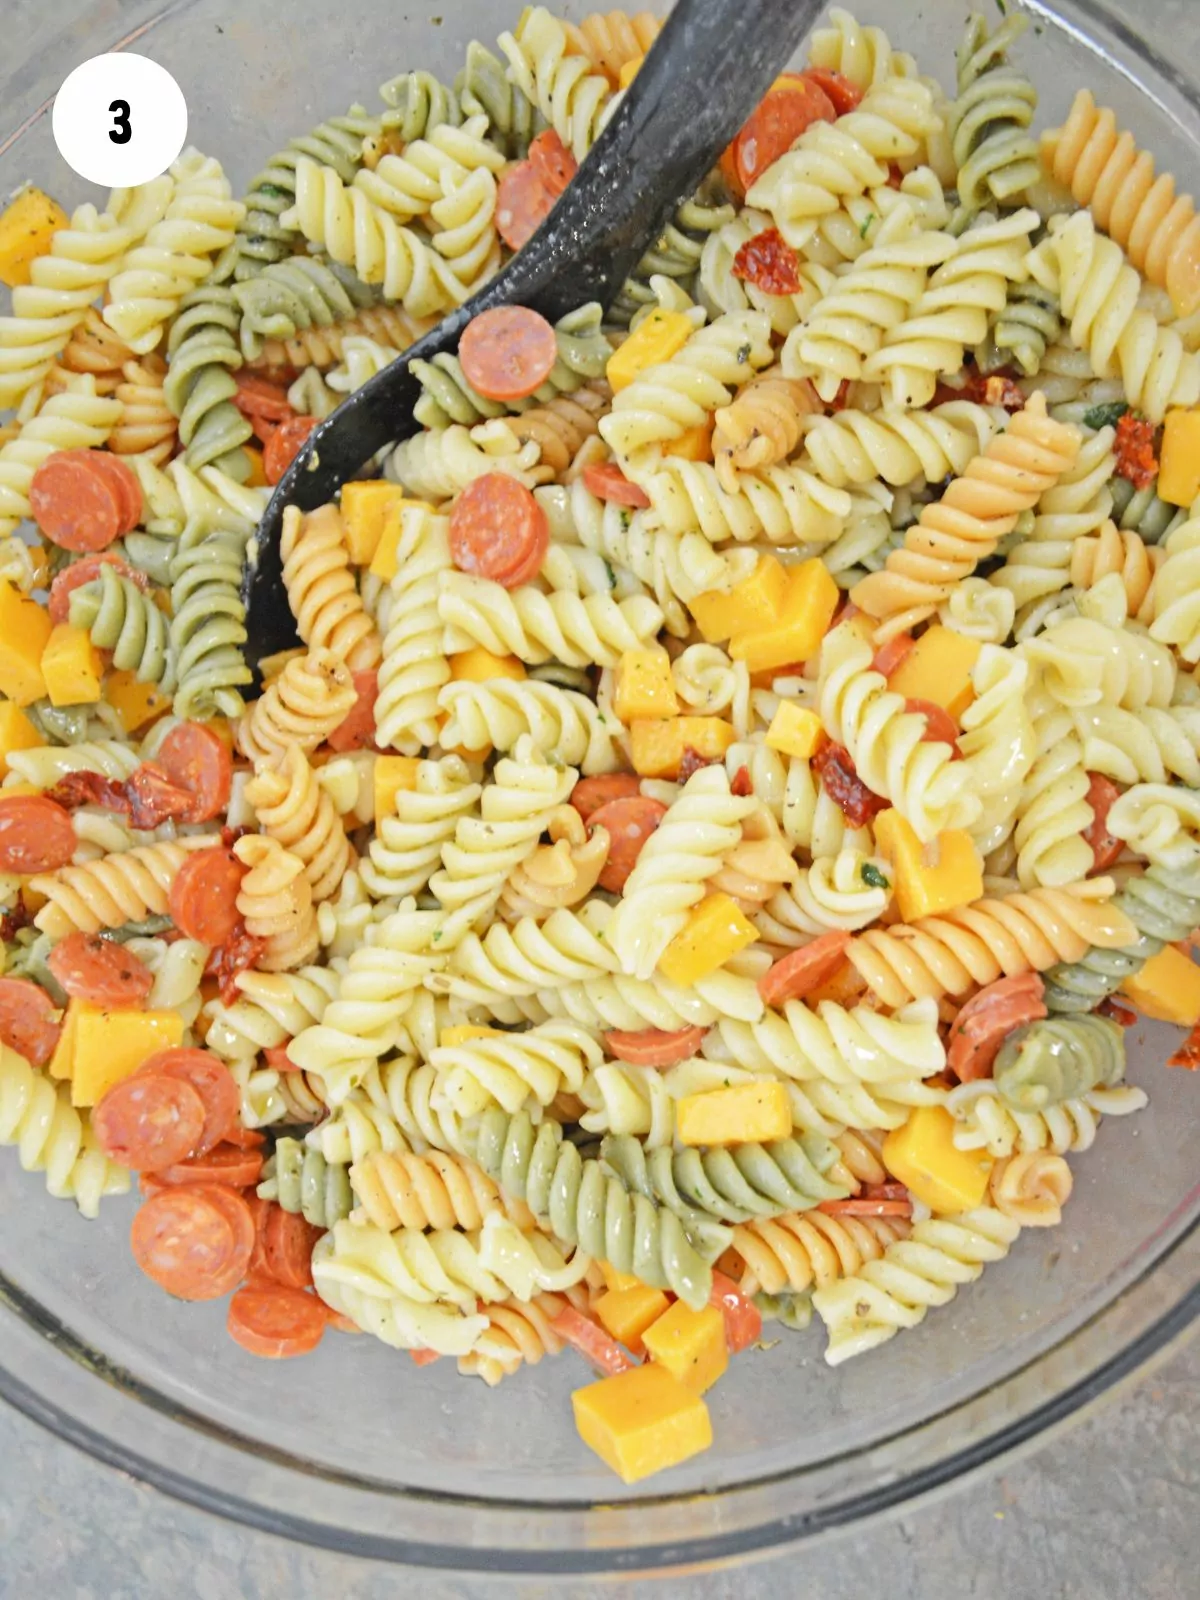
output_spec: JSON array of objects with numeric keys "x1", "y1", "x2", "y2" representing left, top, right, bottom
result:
[
  {"x1": 602, "y1": 1024, "x2": 707, "y2": 1067},
  {"x1": 141, "y1": 1047, "x2": 239, "y2": 1156},
  {"x1": 460, "y1": 307, "x2": 559, "y2": 403},
  {"x1": 29, "y1": 453, "x2": 122, "y2": 552},
  {"x1": 800, "y1": 67, "x2": 863, "y2": 115},
  {"x1": 155, "y1": 721, "x2": 233, "y2": 823},
  {"x1": 570, "y1": 772, "x2": 641, "y2": 821},
  {"x1": 817, "y1": 1196, "x2": 913, "y2": 1218},
  {"x1": 49, "y1": 554, "x2": 148, "y2": 624},
  {"x1": 946, "y1": 973, "x2": 1049, "y2": 1082},
  {"x1": 0, "y1": 795, "x2": 76, "y2": 874},
  {"x1": 326, "y1": 670, "x2": 377, "y2": 752},
  {"x1": 733, "y1": 75, "x2": 837, "y2": 192},
  {"x1": 496, "y1": 160, "x2": 557, "y2": 250},
  {"x1": 169, "y1": 846, "x2": 245, "y2": 946},
  {"x1": 47, "y1": 931, "x2": 154, "y2": 1009},
  {"x1": 529, "y1": 129, "x2": 578, "y2": 196},
  {"x1": 93, "y1": 1073, "x2": 206, "y2": 1170},
  {"x1": 871, "y1": 631, "x2": 914, "y2": 678},
  {"x1": 905, "y1": 698, "x2": 961, "y2": 751},
  {"x1": 1083, "y1": 772, "x2": 1124, "y2": 872},
  {"x1": 131, "y1": 1187, "x2": 247, "y2": 1300},
  {"x1": 263, "y1": 1205, "x2": 322, "y2": 1289},
  {"x1": 730, "y1": 765, "x2": 753, "y2": 797},
  {"x1": 0, "y1": 977, "x2": 62, "y2": 1066},
  {"x1": 153, "y1": 1143, "x2": 265, "y2": 1188},
  {"x1": 233, "y1": 371, "x2": 293, "y2": 421},
  {"x1": 757, "y1": 930, "x2": 853, "y2": 1008},
  {"x1": 264, "y1": 414, "x2": 318, "y2": 485},
  {"x1": 227, "y1": 1284, "x2": 328, "y2": 1358},
  {"x1": 589, "y1": 795, "x2": 668, "y2": 892},
  {"x1": 448, "y1": 473, "x2": 549, "y2": 588},
  {"x1": 582, "y1": 461, "x2": 651, "y2": 509},
  {"x1": 84, "y1": 452, "x2": 142, "y2": 536}
]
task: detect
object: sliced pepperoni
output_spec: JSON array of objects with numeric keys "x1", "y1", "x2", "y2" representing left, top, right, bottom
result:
[
  {"x1": 0, "y1": 977, "x2": 62, "y2": 1067},
  {"x1": 871, "y1": 632, "x2": 914, "y2": 678},
  {"x1": 946, "y1": 973, "x2": 1048, "y2": 1082},
  {"x1": 570, "y1": 772, "x2": 641, "y2": 821},
  {"x1": 49, "y1": 554, "x2": 148, "y2": 624},
  {"x1": 758, "y1": 930, "x2": 853, "y2": 1008},
  {"x1": 169, "y1": 846, "x2": 245, "y2": 946},
  {"x1": 228, "y1": 1284, "x2": 327, "y2": 1358},
  {"x1": 47, "y1": 931, "x2": 154, "y2": 1009},
  {"x1": 85, "y1": 452, "x2": 142, "y2": 535},
  {"x1": 29, "y1": 453, "x2": 122, "y2": 552},
  {"x1": 730, "y1": 765, "x2": 753, "y2": 797},
  {"x1": 582, "y1": 461, "x2": 651, "y2": 509},
  {"x1": 817, "y1": 1196, "x2": 913, "y2": 1218},
  {"x1": 224, "y1": 1122, "x2": 267, "y2": 1148},
  {"x1": 800, "y1": 67, "x2": 863, "y2": 115},
  {"x1": 153, "y1": 1143, "x2": 265, "y2": 1188},
  {"x1": 409, "y1": 1345, "x2": 440, "y2": 1364},
  {"x1": 93, "y1": 1073, "x2": 206, "y2": 1170},
  {"x1": 733, "y1": 75, "x2": 836, "y2": 192},
  {"x1": 264, "y1": 415, "x2": 318, "y2": 485},
  {"x1": 709, "y1": 1269, "x2": 762, "y2": 1352},
  {"x1": 1083, "y1": 772, "x2": 1124, "y2": 873},
  {"x1": 131, "y1": 1187, "x2": 250, "y2": 1300},
  {"x1": 155, "y1": 721, "x2": 233, "y2": 823},
  {"x1": 460, "y1": 306, "x2": 559, "y2": 403},
  {"x1": 141, "y1": 1047, "x2": 239, "y2": 1156},
  {"x1": 905, "y1": 698, "x2": 961, "y2": 752},
  {"x1": 602, "y1": 1024, "x2": 707, "y2": 1067},
  {"x1": 263, "y1": 1205, "x2": 322, "y2": 1289},
  {"x1": 448, "y1": 473, "x2": 549, "y2": 588},
  {"x1": 233, "y1": 371, "x2": 293, "y2": 421},
  {"x1": 528, "y1": 130, "x2": 578, "y2": 197},
  {"x1": 326, "y1": 670, "x2": 377, "y2": 752},
  {"x1": 496, "y1": 160, "x2": 557, "y2": 250},
  {"x1": 589, "y1": 795, "x2": 668, "y2": 892},
  {"x1": 0, "y1": 795, "x2": 76, "y2": 874},
  {"x1": 210, "y1": 926, "x2": 267, "y2": 1007}
]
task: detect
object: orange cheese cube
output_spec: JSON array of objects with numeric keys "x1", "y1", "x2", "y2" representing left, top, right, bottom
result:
[
  {"x1": 887, "y1": 626, "x2": 982, "y2": 723},
  {"x1": 689, "y1": 555, "x2": 787, "y2": 644},
  {"x1": 630, "y1": 716, "x2": 735, "y2": 778},
  {"x1": 766, "y1": 702, "x2": 824, "y2": 759},
  {"x1": 373, "y1": 755, "x2": 421, "y2": 819},
  {"x1": 618, "y1": 55, "x2": 644, "y2": 89},
  {"x1": 0, "y1": 581, "x2": 51, "y2": 706},
  {"x1": 729, "y1": 559, "x2": 839, "y2": 674},
  {"x1": 68, "y1": 1005, "x2": 185, "y2": 1106},
  {"x1": 664, "y1": 417, "x2": 713, "y2": 462},
  {"x1": 0, "y1": 701, "x2": 40, "y2": 775},
  {"x1": 341, "y1": 481, "x2": 408, "y2": 565},
  {"x1": 104, "y1": 669, "x2": 171, "y2": 735},
  {"x1": 369, "y1": 498, "x2": 435, "y2": 581},
  {"x1": 243, "y1": 446, "x2": 268, "y2": 488},
  {"x1": 1158, "y1": 409, "x2": 1200, "y2": 508},
  {"x1": 47, "y1": 998, "x2": 81, "y2": 1081},
  {"x1": 675, "y1": 1081, "x2": 792, "y2": 1147},
  {"x1": 1121, "y1": 945, "x2": 1200, "y2": 1026},
  {"x1": 642, "y1": 1302, "x2": 728, "y2": 1394},
  {"x1": 614, "y1": 647, "x2": 677, "y2": 723},
  {"x1": 658, "y1": 892, "x2": 757, "y2": 985},
  {"x1": 600, "y1": 1262, "x2": 644, "y2": 1294},
  {"x1": 595, "y1": 1284, "x2": 671, "y2": 1349},
  {"x1": 0, "y1": 186, "x2": 68, "y2": 288},
  {"x1": 41, "y1": 624, "x2": 102, "y2": 707},
  {"x1": 571, "y1": 1364, "x2": 712, "y2": 1482},
  {"x1": 874, "y1": 809, "x2": 983, "y2": 922},
  {"x1": 883, "y1": 1105, "x2": 992, "y2": 1214},
  {"x1": 449, "y1": 648, "x2": 527, "y2": 685},
  {"x1": 605, "y1": 310, "x2": 694, "y2": 393}
]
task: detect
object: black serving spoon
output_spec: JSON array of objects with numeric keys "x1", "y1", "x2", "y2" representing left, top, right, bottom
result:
[{"x1": 244, "y1": 0, "x2": 826, "y2": 668}]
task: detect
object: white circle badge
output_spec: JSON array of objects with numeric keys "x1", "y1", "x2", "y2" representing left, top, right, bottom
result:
[{"x1": 52, "y1": 53, "x2": 187, "y2": 188}]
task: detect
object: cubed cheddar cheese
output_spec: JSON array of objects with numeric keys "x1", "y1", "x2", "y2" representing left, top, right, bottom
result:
[
  {"x1": 766, "y1": 702, "x2": 824, "y2": 760},
  {"x1": 729, "y1": 560, "x2": 839, "y2": 674},
  {"x1": 41, "y1": 624, "x2": 102, "y2": 707},
  {"x1": 618, "y1": 54, "x2": 644, "y2": 89},
  {"x1": 874, "y1": 810, "x2": 983, "y2": 922},
  {"x1": 601, "y1": 1262, "x2": 643, "y2": 1293},
  {"x1": 571, "y1": 1363, "x2": 712, "y2": 1482},
  {"x1": 689, "y1": 555, "x2": 787, "y2": 644},
  {"x1": 104, "y1": 669, "x2": 171, "y2": 735},
  {"x1": 0, "y1": 581, "x2": 52, "y2": 706},
  {"x1": 614, "y1": 647, "x2": 678, "y2": 723},
  {"x1": 373, "y1": 755, "x2": 421, "y2": 819},
  {"x1": 883, "y1": 1105, "x2": 993, "y2": 1215},
  {"x1": 0, "y1": 185, "x2": 68, "y2": 288},
  {"x1": 1120, "y1": 945, "x2": 1200, "y2": 1026},
  {"x1": 1158, "y1": 410, "x2": 1200, "y2": 508},
  {"x1": 0, "y1": 701, "x2": 40, "y2": 776},
  {"x1": 69, "y1": 1005, "x2": 185, "y2": 1107},
  {"x1": 438, "y1": 1024, "x2": 506, "y2": 1048},
  {"x1": 887, "y1": 625, "x2": 981, "y2": 723},
  {"x1": 665, "y1": 418, "x2": 713, "y2": 462},
  {"x1": 341, "y1": 481, "x2": 408, "y2": 565},
  {"x1": 606, "y1": 309, "x2": 694, "y2": 394},
  {"x1": 595, "y1": 1284, "x2": 670, "y2": 1350},
  {"x1": 449, "y1": 648, "x2": 526, "y2": 685},
  {"x1": 368, "y1": 499, "x2": 435, "y2": 581},
  {"x1": 630, "y1": 716, "x2": 735, "y2": 779},
  {"x1": 47, "y1": 999, "x2": 81, "y2": 1081},
  {"x1": 676, "y1": 1081, "x2": 792, "y2": 1147},
  {"x1": 658, "y1": 893, "x2": 757, "y2": 986},
  {"x1": 243, "y1": 446, "x2": 268, "y2": 488},
  {"x1": 642, "y1": 1302, "x2": 728, "y2": 1395}
]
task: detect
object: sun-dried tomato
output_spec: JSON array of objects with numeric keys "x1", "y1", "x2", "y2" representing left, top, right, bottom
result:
[
  {"x1": 885, "y1": 162, "x2": 904, "y2": 189},
  {"x1": 1099, "y1": 997, "x2": 1139, "y2": 1030},
  {"x1": 125, "y1": 763, "x2": 196, "y2": 830},
  {"x1": 208, "y1": 924, "x2": 268, "y2": 1006},
  {"x1": 829, "y1": 378, "x2": 852, "y2": 411},
  {"x1": 731, "y1": 227, "x2": 802, "y2": 296},
  {"x1": 730, "y1": 764, "x2": 752, "y2": 797},
  {"x1": 220, "y1": 823, "x2": 254, "y2": 849},
  {"x1": 812, "y1": 741, "x2": 887, "y2": 827},
  {"x1": 983, "y1": 374, "x2": 1026, "y2": 412},
  {"x1": 0, "y1": 901, "x2": 32, "y2": 943},
  {"x1": 1114, "y1": 412, "x2": 1158, "y2": 490},
  {"x1": 44, "y1": 770, "x2": 132, "y2": 815},
  {"x1": 932, "y1": 364, "x2": 1024, "y2": 413},
  {"x1": 678, "y1": 747, "x2": 718, "y2": 784}
]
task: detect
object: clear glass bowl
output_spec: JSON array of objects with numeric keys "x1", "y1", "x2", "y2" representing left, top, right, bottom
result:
[{"x1": 2, "y1": 0, "x2": 1198, "y2": 1575}]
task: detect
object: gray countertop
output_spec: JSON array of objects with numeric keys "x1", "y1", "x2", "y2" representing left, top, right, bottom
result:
[{"x1": 3, "y1": 0, "x2": 1200, "y2": 1593}]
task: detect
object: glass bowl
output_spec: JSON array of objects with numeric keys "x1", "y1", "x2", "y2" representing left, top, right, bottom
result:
[{"x1": 1, "y1": 0, "x2": 1198, "y2": 1575}]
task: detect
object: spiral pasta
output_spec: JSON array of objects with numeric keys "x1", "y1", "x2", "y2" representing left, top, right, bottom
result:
[
  {"x1": 1074, "y1": 702, "x2": 1200, "y2": 789},
  {"x1": 730, "y1": 1209, "x2": 911, "y2": 1298},
  {"x1": 240, "y1": 648, "x2": 358, "y2": 766},
  {"x1": 425, "y1": 167, "x2": 503, "y2": 305},
  {"x1": 754, "y1": 850, "x2": 892, "y2": 947},
  {"x1": 846, "y1": 880, "x2": 1138, "y2": 1007},
  {"x1": 0, "y1": 378, "x2": 123, "y2": 536},
  {"x1": 1026, "y1": 210, "x2": 1200, "y2": 421},
  {"x1": 988, "y1": 1151, "x2": 1073, "y2": 1228},
  {"x1": 248, "y1": 303, "x2": 429, "y2": 374},
  {"x1": 353, "y1": 114, "x2": 506, "y2": 223},
  {"x1": 946, "y1": 1078, "x2": 1148, "y2": 1158},
  {"x1": 259, "y1": 1137, "x2": 353, "y2": 1228},
  {"x1": 982, "y1": 279, "x2": 1063, "y2": 377},
  {"x1": 455, "y1": 40, "x2": 541, "y2": 159},
  {"x1": 30, "y1": 839, "x2": 211, "y2": 938},
  {"x1": 233, "y1": 256, "x2": 378, "y2": 362},
  {"x1": 799, "y1": 401, "x2": 1000, "y2": 489},
  {"x1": 4, "y1": 740, "x2": 140, "y2": 788},
  {"x1": 638, "y1": 457, "x2": 851, "y2": 549},
  {"x1": 497, "y1": 6, "x2": 613, "y2": 162},
  {"x1": 68, "y1": 566, "x2": 173, "y2": 687},
  {"x1": 245, "y1": 744, "x2": 355, "y2": 903},
  {"x1": 711, "y1": 368, "x2": 818, "y2": 486},
  {"x1": 1070, "y1": 522, "x2": 1160, "y2": 614},
  {"x1": 280, "y1": 503, "x2": 380, "y2": 672},
  {"x1": 433, "y1": 905, "x2": 618, "y2": 1005},
  {"x1": 947, "y1": 12, "x2": 1040, "y2": 223},
  {"x1": 0, "y1": 1044, "x2": 130, "y2": 1218},
  {"x1": 938, "y1": 576, "x2": 1015, "y2": 645},
  {"x1": 851, "y1": 394, "x2": 1082, "y2": 636},
  {"x1": 108, "y1": 356, "x2": 177, "y2": 465},
  {"x1": 163, "y1": 284, "x2": 251, "y2": 477},
  {"x1": 807, "y1": 8, "x2": 919, "y2": 93},
  {"x1": 812, "y1": 1207, "x2": 1021, "y2": 1363},
  {"x1": 457, "y1": 1291, "x2": 583, "y2": 1386},
  {"x1": 993, "y1": 425, "x2": 1116, "y2": 616},
  {"x1": 388, "y1": 420, "x2": 540, "y2": 501},
  {"x1": 437, "y1": 677, "x2": 620, "y2": 776},
  {"x1": 351, "y1": 1146, "x2": 537, "y2": 1233},
  {"x1": 1041, "y1": 87, "x2": 1200, "y2": 317},
  {"x1": 429, "y1": 1019, "x2": 602, "y2": 1119},
  {"x1": 563, "y1": 8, "x2": 660, "y2": 82},
  {"x1": 233, "y1": 834, "x2": 319, "y2": 972},
  {"x1": 993, "y1": 1013, "x2": 1126, "y2": 1113},
  {"x1": 1107, "y1": 780, "x2": 1200, "y2": 871},
  {"x1": 1145, "y1": 504, "x2": 1200, "y2": 662},
  {"x1": 438, "y1": 571, "x2": 663, "y2": 669},
  {"x1": 1024, "y1": 614, "x2": 1175, "y2": 712},
  {"x1": 363, "y1": 755, "x2": 481, "y2": 900},
  {"x1": 48, "y1": 306, "x2": 136, "y2": 397},
  {"x1": 203, "y1": 965, "x2": 341, "y2": 1062}
]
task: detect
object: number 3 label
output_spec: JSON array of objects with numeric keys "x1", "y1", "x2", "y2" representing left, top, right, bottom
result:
[{"x1": 53, "y1": 53, "x2": 186, "y2": 186}]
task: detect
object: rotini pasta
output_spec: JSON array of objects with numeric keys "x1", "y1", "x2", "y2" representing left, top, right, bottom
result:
[
  {"x1": 280, "y1": 503, "x2": 380, "y2": 672},
  {"x1": 0, "y1": 1043, "x2": 130, "y2": 1217},
  {"x1": 239, "y1": 648, "x2": 357, "y2": 765},
  {"x1": 245, "y1": 744, "x2": 355, "y2": 903},
  {"x1": 233, "y1": 834, "x2": 320, "y2": 972}
]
